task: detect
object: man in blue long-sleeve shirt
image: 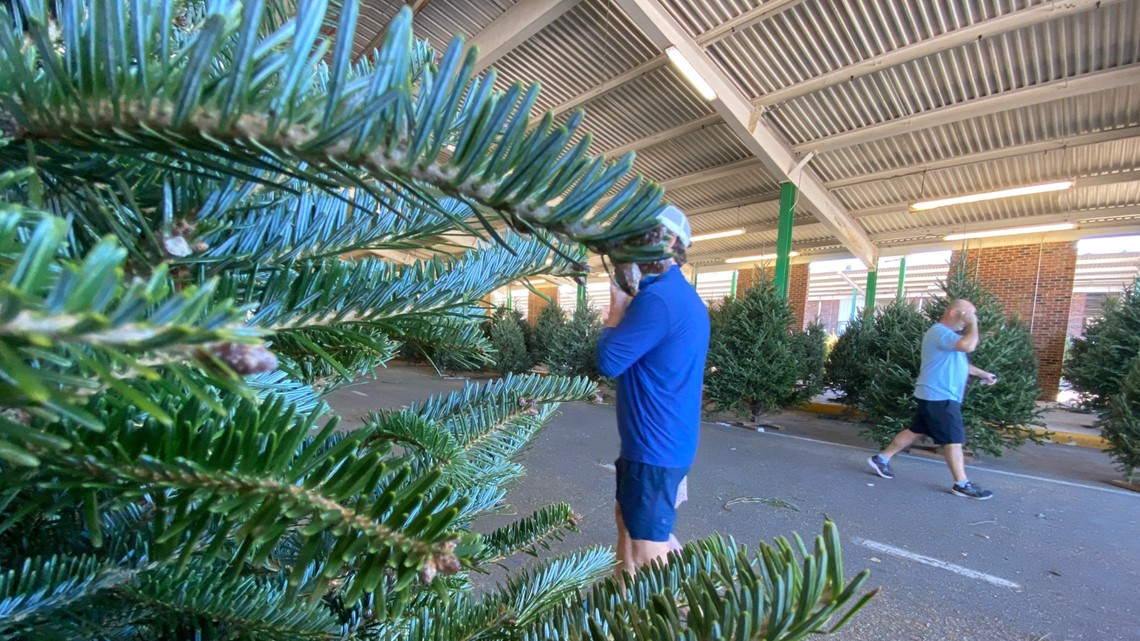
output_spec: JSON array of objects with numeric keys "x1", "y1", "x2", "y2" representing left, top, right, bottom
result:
[{"x1": 597, "y1": 205, "x2": 710, "y2": 579}]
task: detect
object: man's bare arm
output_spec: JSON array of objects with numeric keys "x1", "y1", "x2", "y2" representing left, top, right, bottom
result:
[{"x1": 954, "y1": 312, "x2": 980, "y2": 353}]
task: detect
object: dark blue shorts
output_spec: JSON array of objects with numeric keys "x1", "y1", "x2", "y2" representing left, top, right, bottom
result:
[
  {"x1": 614, "y1": 458, "x2": 689, "y2": 542},
  {"x1": 909, "y1": 399, "x2": 966, "y2": 445}
]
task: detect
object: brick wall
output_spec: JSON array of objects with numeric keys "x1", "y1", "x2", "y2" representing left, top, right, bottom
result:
[
  {"x1": 526, "y1": 284, "x2": 561, "y2": 325},
  {"x1": 951, "y1": 242, "x2": 1077, "y2": 399},
  {"x1": 789, "y1": 263, "x2": 809, "y2": 330},
  {"x1": 1068, "y1": 293, "x2": 1087, "y2": 338}
]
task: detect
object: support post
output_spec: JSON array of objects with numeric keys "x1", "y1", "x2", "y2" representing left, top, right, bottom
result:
[
  {"x1": 849, "y1": 287, "x2": 859, "y2": 325},
  {"x1": 729, "y1": 271, "x2": 738, "y2": 299},
  {"x1": 864, "y1": 270, "x2": 878, "y2": 317},
  {"x1": 577, "y1": 283, "x2": 587, "y2": 310},
  {"x1": 896, "y1": 256, "x2": 907, "y2": 301},
  {"x1": 505, "y1": 291, "x2": 513, "y2": 311},
  {"x1": 774, "y1": 182, "x2": 796, "y2": 299}
]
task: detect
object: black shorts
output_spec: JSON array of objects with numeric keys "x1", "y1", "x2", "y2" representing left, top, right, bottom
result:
[{"x1": 909, "y1": 399, "x2": 965, "y2": 445}]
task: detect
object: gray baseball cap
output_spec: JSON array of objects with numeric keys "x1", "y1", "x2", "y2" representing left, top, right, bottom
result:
[{"x1": 657, "y1": 204, "x2": 692, "y2": 248}]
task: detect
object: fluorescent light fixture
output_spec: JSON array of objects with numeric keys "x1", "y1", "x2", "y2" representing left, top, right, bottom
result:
[
  {"x1": 910, "y1": 181, "x2": 1074, "y2": 212},
  {"x1": 665, "y1": 46, "x2": 716, "y2": 101},
  {"x1": 944, "y1": 222, "x2": 1076, "y2": 241},
  {"x1": 725, "y1": 251, "x2": 799, "y2": 264},
  {"x1": 691, "y1": 229, "x2": 745, "y2": 243}
]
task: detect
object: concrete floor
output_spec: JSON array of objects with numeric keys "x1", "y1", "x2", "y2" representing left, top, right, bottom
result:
[{"x1": 327, "y1": 364, "x2": 1140, "y2": 641}]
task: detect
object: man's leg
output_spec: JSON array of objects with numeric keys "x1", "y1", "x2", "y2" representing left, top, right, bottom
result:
[
  {"x1": 614, "y1": 502, "x2": 634, "y2": 581},
  {"x1": 881, "y1": 429, "x2": 921, "y2": 458},
  {"x1": 628, "y1": 538, "x2": 671, "y2": 572},
  {"x1": 943, "y1": 443, "x2": 968, "y2": 483}
]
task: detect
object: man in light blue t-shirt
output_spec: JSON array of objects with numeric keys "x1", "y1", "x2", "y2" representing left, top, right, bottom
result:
[{"x1": 867, "y1": 300, "x2": 999, "y2": 499}]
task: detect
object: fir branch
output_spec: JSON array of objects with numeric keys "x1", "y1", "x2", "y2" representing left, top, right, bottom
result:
[
  {"x1": 124, "y1": 571, "x2": 343, "y2": 641},
  {"x1": 0, "y1": 1, "x2": 668, "y2": 262},
  {"x1": 0, "y1": 554, "x2": 139, "y2": 637},
  {"x1": 30, "y1": 392, "x2": 470, "y2": 600},
  {"x1": 477, "y1": 503, "x2": 579, "y2": 564},
  {"x1": 522, "y1": 523, "x2": 875, "y2": 641}
]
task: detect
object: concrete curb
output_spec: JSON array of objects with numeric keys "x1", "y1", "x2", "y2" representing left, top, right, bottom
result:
[{"x1": 796, "y1": 402, "x2": 1110, "y2": 451}]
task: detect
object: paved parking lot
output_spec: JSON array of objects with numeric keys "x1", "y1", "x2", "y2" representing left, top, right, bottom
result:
[{"x1": 329, "y1": 365, "x2": 1140, "y2": 641}]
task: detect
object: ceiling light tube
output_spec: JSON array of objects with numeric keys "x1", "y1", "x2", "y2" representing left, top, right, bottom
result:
[
  {"x1": 666, "y1": 46, "x2": 717, "y2": 101},
  {"x1": 910, "y1": 181, "x2": 1074, "y2": 212},
  {"x1": 691, "y1": 229, "x2": 745, "y2": 242},
  {"x1": 943, "y1": 222, "x2": 1076, "y2": 241},
  {"x1": 724, "y1": 251, "x2": 799, "y2": 264}
]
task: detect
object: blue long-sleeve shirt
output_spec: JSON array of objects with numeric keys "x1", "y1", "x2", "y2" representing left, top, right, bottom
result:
[{"x1": 597, "y1": 266, "x2": 710, "y2": 468}]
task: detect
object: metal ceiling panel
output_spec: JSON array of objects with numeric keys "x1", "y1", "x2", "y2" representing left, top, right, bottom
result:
[
  {"x1": 707, "y1": 0, "x2": 1044, "y2": 99},
  {"x1": 629, "y1": 123, "x2": 753, "y2": 182},
  {"x1": 413, "y1": 0, "x2": 517, "y2": 51},
  {"x1": 564, "y1": 66, "x2": 714, "y2": 152},
  {"x1": 766, "y1": 2, "x2": 1140, "y2": 145},
  {"x1": 488, "y1": 0, "x2": 659, "y2": 113},
  {"x1": 666, "y1": 167, "x2": 780, "y2": 211}
]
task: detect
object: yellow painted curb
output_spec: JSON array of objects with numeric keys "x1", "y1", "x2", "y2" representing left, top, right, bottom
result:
[
  {"x1": 1034, "y1": 427, "x2": 1109, "y2": 450},
  {"x1": 797, "y1": 402, "x2": 1110, "y2": 451},
  {"x1": 799, "y1": 402, "x2": 865, "y2": 418}
]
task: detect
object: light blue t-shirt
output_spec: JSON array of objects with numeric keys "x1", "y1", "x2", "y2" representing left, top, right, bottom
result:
[{"x1": 914, "y1": 323, "x2": 968, "y2": 402}]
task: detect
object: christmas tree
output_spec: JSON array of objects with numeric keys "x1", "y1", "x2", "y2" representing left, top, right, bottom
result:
[
  {"x1": 1065, "y1": 276, "x2": 1140, "y2": 409},
  {"x1": 530, "y1": 301, "x2": 567, "y2": 366},
  {"x1": 546, "y1": 304, "x2": 605, "y2": 380},
  {"x1": 705, "y1": 270, "x2": 826, "y2": 422},
  {"x1": 488, "y1": 307, "x2": 534, "y2": 375},
  {"x1": 824, "y1": 314, "x2": 876, "y2": 405},
  {"x1": 0, "y1": 1, "x2": 873, "y2": 638},
  {"x1": 1098, "y1": 355, "x2": 1140, "y2": 485},
  {"x1": 845, "y1": 300, "x2": 929, "y2": 446}
]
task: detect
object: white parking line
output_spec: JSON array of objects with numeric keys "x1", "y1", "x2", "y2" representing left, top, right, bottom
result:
[
  {"x1": 717, "y1": 426, "x2": 1140, "y2": 498},
  {"x1": 852, "y1": 538, "x2": 1022, "y2": 589}
]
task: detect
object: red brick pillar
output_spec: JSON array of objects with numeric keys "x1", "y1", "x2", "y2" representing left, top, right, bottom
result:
[
  {"x1": 527, "y1": 284, "x2": 561, "y2": 325},
  {"x1": 1068, "y1": 293, "x2": 1088, "y2": 337},
  {"x1": 950, "y1": 242, "x2": 1077, "y2": 399},
  {"x1": 789, "y1": 263, "x2": 810, "y2": 330}
]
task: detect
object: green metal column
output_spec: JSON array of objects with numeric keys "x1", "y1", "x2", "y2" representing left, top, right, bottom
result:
[
  {"x1": 577, "y1": 283, "x2": 586, "y2": 310},
  {"x1": 692, "y1": 271, "x2": 699, "y2": 288},
  {"x1": 864, "y1": 270, "x2": 878, "y2": 317},
  {"x1": 849, "y1": 287, "x2": 858, "y2": 324},
  {"x1": 896, "y1": 256, "x2": 907, "y2": 301},
  {"x1": 505, "y1": 291, "x2": 513, "y2": 311},
  {"x1": 729, "y1": 271, "x2": 738, "y2": 299},
  {"x1": 774, "y1": 182, "x2": 796, "y2": 299}
]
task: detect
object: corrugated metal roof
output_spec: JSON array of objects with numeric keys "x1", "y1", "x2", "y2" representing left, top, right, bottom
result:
[
  {"x1": 764, "y1": 2, "x2": 1140, "y2": 145},
  {"x1": 629, "y1": 123, "x2": 752, "y2": 181},
  {"x1": 412, "y1": 0, "x2": 516, "y2": 52},
  {"x1": 346, "y1": 0, "x2": 1140, "y2": 263},
  {"x1": 668, "y1": 167, "x2": 780, "y2": 211},
  {"x1": 489, "y1": 0, "x2": 659, "y2": 113},
  {"x1": 568, "y1": 67, "x2": 714, "y2": 152},
  {"x1": 707, "y1": 0, "x2": 1047, "y2": 98}
]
